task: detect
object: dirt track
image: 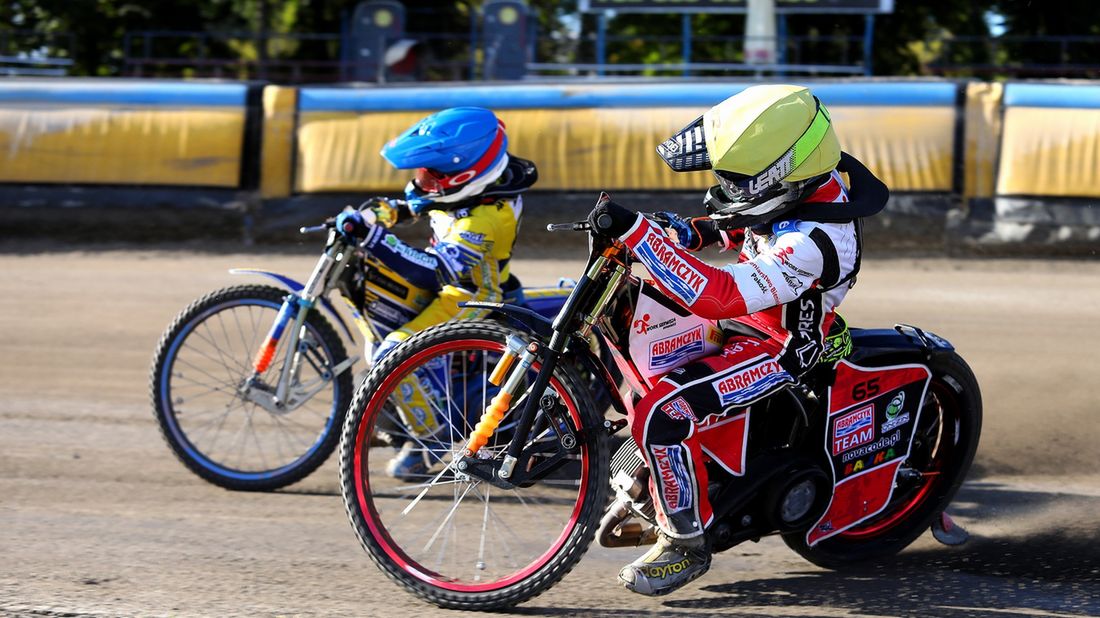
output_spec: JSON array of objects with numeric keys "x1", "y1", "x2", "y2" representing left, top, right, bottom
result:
[{"x1": 2, "y1": 249, "x2": 1099, "y2": 616}]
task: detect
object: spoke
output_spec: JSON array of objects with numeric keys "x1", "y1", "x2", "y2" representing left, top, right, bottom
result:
[
  {"x1": 469, "y1": 483, "x2": 522, "y2": 570},
  {"x1": 402, "y1": 459, "x2": 460, "y2": 516},
  {"x1": 200, "y1": 318, "x2": 251, "y2": 382},
  {"x1": 422, "y1": 482, "x2": 477, "y2": 553},
  {"x1": 172, "y1": 356, "x2": 242, "y2": 392},
  {"x1": 476, "y1": 482, "x2": 491, "y2": 581}
]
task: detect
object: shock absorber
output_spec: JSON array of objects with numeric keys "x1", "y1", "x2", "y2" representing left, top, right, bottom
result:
[{"x1": 465, "y1": 337, "x2": 539, "y2": 456}]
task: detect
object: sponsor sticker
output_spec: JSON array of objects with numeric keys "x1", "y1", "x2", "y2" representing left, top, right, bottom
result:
[
  {"x1": 382, "y1": 234, "x2": 438, "y2": 269},
  {"x1": 399, "y1": 382, "x2": 414, "y2": 402},
  {"x1": 633, "y1": 230, "x2": 708, "y2": 305},
  {"x1": 880, "y1": 392, "x2": 911, "y2": 432},
  {"x1": 457, "y1": 231, "x2": 485, "y2": 245},
  {"x1": 712, "y1": 357, "x2": 790, "y2": 407},
  {"x1": 832, "y1": 404, "x2": 875, "y2": 456},
  {"x1": 368, "y1": 300, "x2": 408, "y2": 325},
  {"x1": 660, "y1": 396, "x2": 696, "y2": 422},
  {"x1": 649, "y1": 326, "x2": 705, "y2": 371},
  {"x1": 651, "y1": 444, "x2": 693, "y2": 513},
  {"x1": 841, "y1": 431, "x2": 902, "y2": 464}
]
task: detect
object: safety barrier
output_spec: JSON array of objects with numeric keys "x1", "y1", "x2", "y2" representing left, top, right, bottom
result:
[
  {"x1": 0, "y1": 80, "x2": 260, "y2": 188},
  {"x1": 0, "y1": 78, "x2": 1095, "y2": 251},
  {"x1": 290, "y1": 81, "x2": 959, "y2": 195}
]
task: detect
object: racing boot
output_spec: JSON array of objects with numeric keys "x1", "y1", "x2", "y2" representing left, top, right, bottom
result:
[
  {"x1": 618, "y1": 533, "x2": 711, "y2": 596},
  {"x1": 385, "y1": 439, "x2": 451, "y2": 482}
]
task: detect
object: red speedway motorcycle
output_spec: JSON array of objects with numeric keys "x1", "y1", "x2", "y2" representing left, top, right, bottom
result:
[{"x1": 339, "y1": 215, "x2": 982, "y2": 610}]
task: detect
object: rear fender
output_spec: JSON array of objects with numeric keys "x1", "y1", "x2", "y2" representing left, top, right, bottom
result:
[
  {"x1": 229, "y1": 268, "x2": 356, "y2": 343},
  {"x1": 848, "y1": 324, "x2": 955, "y2": 367}
]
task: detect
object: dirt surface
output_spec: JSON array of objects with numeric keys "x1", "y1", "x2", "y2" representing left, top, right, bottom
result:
[{"x1": 2, "y1": 249, "x2": 1099, "y2": 617}]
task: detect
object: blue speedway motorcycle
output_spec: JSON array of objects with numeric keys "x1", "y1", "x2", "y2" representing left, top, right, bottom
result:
[{"x1": 150, "y1": 216, "x2": 572, "y2": 491}]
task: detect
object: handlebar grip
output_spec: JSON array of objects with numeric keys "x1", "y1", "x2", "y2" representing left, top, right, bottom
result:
[
  {"x1": 546, "y1": 221, "x2": 591, "y2": 232},
  {"x1": 596, "y1": 213, "x2": 614, "y2": 233}
]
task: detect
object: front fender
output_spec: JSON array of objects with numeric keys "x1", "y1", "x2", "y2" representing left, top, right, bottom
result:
[
  {"x1": 229, "y1": 268, "x2": 356, "y2": 343},
  {"x1": 461, "y1": 301, "x2": 554, "y2": 339}
]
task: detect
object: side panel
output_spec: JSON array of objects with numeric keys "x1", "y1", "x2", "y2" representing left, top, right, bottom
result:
[{"x1": 807, "y1": 359, "x2": 932, "y2": 546}]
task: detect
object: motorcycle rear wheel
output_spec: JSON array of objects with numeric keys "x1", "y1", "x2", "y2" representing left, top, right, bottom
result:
[
  {"x1": 151, "y1": 284, "x2": 352, "y2": 491},
  {"x1": 339, "y1": 320, "x2": 609, "y2": 610},
  {"x1": 783, "y1": 352, "x2": 982, "y2": 568}
]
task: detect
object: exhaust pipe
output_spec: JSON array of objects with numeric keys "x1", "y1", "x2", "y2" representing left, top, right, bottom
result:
[{"x1": 596, "y1": 499, "x2": 659, "y2": 548}]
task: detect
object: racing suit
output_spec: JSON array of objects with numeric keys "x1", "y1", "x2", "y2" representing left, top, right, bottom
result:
[
  {"x1": 359, "y1": 197, "x2": 522, "y2": 436},
  {"x1": 619, "y1": 171, "x2": 859, "y2": 539}
]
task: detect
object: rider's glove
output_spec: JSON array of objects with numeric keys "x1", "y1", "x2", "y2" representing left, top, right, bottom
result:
[
  {"x1": 653, "y1": 211, "x2": 698, "y2": 250},
  {"x1": 651, "y1": 212, "x2": 722, "y2": 251},
  {"x1": 360, "y1": 197, "x2": 404, "y2": 228},
  {"x1": 587, "y1": 193, "x2": 640, "y2": 238},
  {"x1": 335, "y1": 207, "x2": 373, "y2": 240}
]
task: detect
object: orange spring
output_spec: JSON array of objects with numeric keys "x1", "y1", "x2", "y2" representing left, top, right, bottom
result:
[
  {"x1": 252, "y1": 339, "x2": 279, "y2": 374},
  {"x1": 465, "y1": 391, "x2": 513, "y2": 455}
]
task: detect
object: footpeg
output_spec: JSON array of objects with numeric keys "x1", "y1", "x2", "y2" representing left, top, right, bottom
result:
[{"x1": 930, "y1": 511, "x2": 969, "y2": 546}]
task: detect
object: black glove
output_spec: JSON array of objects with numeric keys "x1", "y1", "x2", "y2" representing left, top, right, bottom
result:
[{"x1": 587, "y1": 193, "x2": 639, "y2": 238}]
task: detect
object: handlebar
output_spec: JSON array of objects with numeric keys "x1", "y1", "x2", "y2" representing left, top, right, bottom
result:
[
  {"x1": 299, "y1": 218, "x2": 336, "y2": 235},
  {"x1": 546, "y1": 221, "x2": 592, "y2": 232}
]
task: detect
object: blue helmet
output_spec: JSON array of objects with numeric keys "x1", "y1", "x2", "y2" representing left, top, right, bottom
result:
[{"x1": 380, "y1": 107, "x2": 509, "y2": 214}]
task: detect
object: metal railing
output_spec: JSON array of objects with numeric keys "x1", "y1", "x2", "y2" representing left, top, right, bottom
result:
[
  {"x1": 529, "y1": 34, "x2": 868, "y2": 78},
  {"x1": 121, "y1": 30, "x2": 472, "y2": 83},
  {"x1": 925, "y1": 35, "x2": 1100, "y2": 77},
  {"x1": 0, "y1": 56, "x2": 73, "y2": 77}
]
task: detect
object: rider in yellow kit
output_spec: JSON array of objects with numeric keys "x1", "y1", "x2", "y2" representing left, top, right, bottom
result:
[{"x1": 336, "y1": 107, "x2": 537, "y2": 479}]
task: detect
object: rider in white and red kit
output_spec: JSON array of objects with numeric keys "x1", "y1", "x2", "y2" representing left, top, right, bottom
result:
[{"x1": 586, "y1": 84, "x2": 888, "y2": 596}]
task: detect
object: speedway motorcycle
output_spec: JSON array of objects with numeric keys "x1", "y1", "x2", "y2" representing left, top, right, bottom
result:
[
  {"x1": 338, "y1": 209, "x2": 982, "y2": 610},
  {"x1": 150, "y1": 214, "x2": 572, "y2": 491}
]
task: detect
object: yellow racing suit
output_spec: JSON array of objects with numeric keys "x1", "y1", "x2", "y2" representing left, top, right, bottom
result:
[{"x1": 359, "y1": 196, "x2": 523, "y2": 436}]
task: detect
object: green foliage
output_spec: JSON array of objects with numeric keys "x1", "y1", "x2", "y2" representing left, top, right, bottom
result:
[{"x1": 4, "y1": 0, "x2": 1100, "y2": 78}]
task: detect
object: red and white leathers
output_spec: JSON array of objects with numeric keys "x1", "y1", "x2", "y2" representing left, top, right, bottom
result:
[{"x1": 618, "y1": 171, "x2": 860, "y2": 539}]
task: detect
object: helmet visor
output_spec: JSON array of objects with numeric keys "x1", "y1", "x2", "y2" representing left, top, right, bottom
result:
[{"x1": 656, "y1": 115, "x2": 711, "y2": 172}]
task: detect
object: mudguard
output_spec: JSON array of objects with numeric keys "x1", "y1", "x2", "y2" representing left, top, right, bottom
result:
[
  {"x1": 807, "y1": 358, "x2": 933, "y2": 546},
  {"x1": 847, "y1": 324, "x2": 955, "y2": 367},
  {"x1": 229, "y1": 268, "x2": 357, "y2": 343},
  {"x1": 462, "y1": 301, "x2": 554, "y2": 339}
]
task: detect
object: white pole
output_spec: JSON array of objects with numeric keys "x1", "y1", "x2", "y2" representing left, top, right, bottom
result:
[{"x1": 744, "y1": 0, "x2": 777, "y2": 65}]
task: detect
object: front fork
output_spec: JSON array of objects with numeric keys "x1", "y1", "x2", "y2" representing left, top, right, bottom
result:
[
  {"x1": 243, "y1": 248, "x2": 349, "y2": 411},
  {"x1": 461, "y1": 254, "x2": 626, "y2": 486}
]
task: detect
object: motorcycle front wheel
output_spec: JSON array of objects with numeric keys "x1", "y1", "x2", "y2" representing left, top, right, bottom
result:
[
  {"x1": 151, "y1": 284, "x2": 352, "y2": 491},
  {"x1": 339, "y1": 320, "x2": 609, "y2": 610}
]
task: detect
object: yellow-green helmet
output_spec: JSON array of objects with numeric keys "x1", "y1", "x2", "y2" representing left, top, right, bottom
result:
[{"x1": 657, "y1": 84, "x2": 841, "y2": 226}]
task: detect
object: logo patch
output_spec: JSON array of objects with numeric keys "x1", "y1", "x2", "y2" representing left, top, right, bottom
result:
[
  {"x1": 651, "y1": 445, "x2": 693, "y2": 513},
  {"x1": 649, "y1": 326, "x2": 705, "y2": 370},
  {"x1": 712, "y1": 357, "x2": 790, "y2": 407},
  {"x1": 633, "y1": 230, "x2": 708, "y2": 305},
  {"x1": 832, "y1": 404, "x2": 875, "y2": 455},
  {"x1": 880, "y1": 392, "x2": 911, "y2": 432},
  {"x1": 382, "y1": 234, "x2": 437, "y2": 269},
  {"x1": 660, "y1": 396, "x2": 696, "y2": 422},
  {"x1": 457, "y1": 231, "x2": 485, "y2": 245}
]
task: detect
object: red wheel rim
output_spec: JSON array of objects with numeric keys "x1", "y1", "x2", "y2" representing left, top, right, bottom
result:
[{"x1": 352, "y1": 338, "x2": 590, "y2": 592}]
